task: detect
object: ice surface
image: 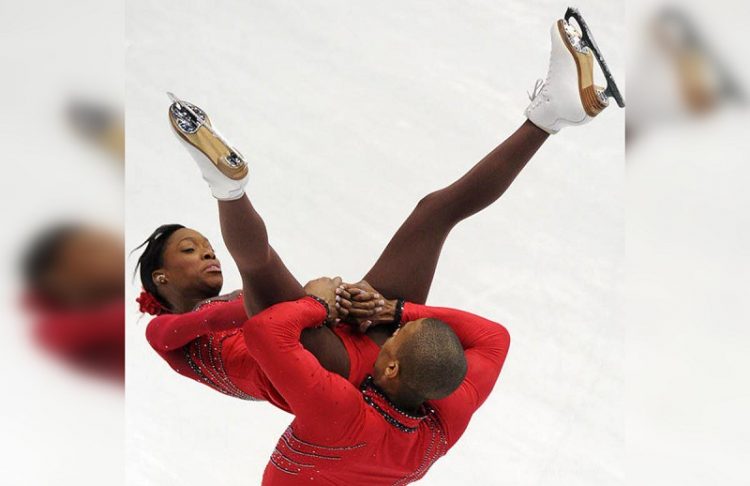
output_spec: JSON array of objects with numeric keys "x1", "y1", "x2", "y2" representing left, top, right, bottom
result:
[{"x1": 126, "y1": 1, "x2": 624, "y2": 484}]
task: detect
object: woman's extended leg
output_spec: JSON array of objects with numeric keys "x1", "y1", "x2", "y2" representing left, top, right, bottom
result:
[
  {"x1": 168, "y1": 94, "x2": 349, "y2": 375},
  {"x1": 167, "y1": 94, "x2": 306, "y2": 316},
  {"x1": 218, "y1": 195, "x2": 305, "y2": 316},
  {"x1": 362, "y1": 120, "x2": 549, "y2": 303}
]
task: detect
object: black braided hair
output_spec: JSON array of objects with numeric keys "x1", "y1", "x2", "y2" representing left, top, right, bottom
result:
[{"x1": 131, "y1": 224, "x2": 185, "y2": 309}]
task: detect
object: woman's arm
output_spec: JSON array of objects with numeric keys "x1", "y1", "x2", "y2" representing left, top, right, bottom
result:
[{"x1": 145, "y1": 297, "x2": 247, "y2": 352}]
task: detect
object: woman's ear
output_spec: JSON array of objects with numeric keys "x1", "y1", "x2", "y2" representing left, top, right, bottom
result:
[{"x1": 152, "y1": 270, "x2": 168, "y2": 286}]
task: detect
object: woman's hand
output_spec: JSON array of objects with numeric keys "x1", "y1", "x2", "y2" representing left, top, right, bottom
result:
[{"x1": 335, "y1": 280, "x2": 398, "y2": 333}]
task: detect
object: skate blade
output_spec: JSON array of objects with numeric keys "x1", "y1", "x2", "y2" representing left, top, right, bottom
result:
[
  {"x1": 564, "y1": 8, "x2": 625, "y2": 108},
  {"x1": 167, "y1": 95, "x2": 248, "y2": 181},
  {"x1": 557, "y1": 20, "x2": 608, "y2": 117}
]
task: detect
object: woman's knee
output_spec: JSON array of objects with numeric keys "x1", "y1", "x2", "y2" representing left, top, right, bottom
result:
[
  {"x1": 416, "y1": 190, "x2": 447, "y2": 213},
  {"x1": 415, "y1": 189, "x2": 458, "y2": 224}
]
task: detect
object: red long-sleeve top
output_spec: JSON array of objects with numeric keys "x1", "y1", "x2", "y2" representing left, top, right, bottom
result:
[
  {"x1": 243, "y1": 297, "x2": 510, "y2": 485},
  {"x1": 145, "y1": 295, "x2": 381, "y2": 411}
]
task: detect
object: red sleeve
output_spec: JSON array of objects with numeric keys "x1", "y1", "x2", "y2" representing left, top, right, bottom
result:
[
  {"x1": 145, "y1": 298, "x2": 247, "y2": 352},
  {"x1": 401, "y1": 303, "x2": 510, "y2": 445},
  {"x1": 242, "y1": 297, "x2": 365, "y2": 443}
]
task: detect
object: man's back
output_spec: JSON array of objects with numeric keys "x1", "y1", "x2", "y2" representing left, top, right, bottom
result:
[
  {"x1": 243, "y1": 297, "x2": 510, "y2": 485},
  {"x1": 265, "y1": 386, "x2": 448, "y2": 485}
]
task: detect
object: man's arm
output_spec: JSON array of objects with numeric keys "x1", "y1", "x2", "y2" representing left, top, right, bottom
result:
[
  {"x1": 145, "y1": 298, "x2": 247, "y2": 352},
  {"x1": 242, "y1": 297, "x2": 365, "y2": 443}
]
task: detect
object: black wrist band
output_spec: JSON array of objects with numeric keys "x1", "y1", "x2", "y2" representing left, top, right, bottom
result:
[
  {"x1": 393, "y1": 298, "x2": 405, "y2": 327},
  {"x1": 307, "y1": 295, "x2": 331, "y2": 321}
]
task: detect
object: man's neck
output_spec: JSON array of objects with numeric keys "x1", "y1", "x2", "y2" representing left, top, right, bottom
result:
[
  {"x1": 365, "y1": 325, "x2": 395, "y2": 347},
  {"x1": 380, "y1": 381, "x2": 425, "y2": 416}
]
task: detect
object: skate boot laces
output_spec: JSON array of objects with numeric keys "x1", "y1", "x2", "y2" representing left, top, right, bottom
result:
[
  {"x1": 527, "y1": 78, "x2": 545, "y2": 102},
  {"x1": 527, "y1": 78, "x2": 549, "y2": 110}
]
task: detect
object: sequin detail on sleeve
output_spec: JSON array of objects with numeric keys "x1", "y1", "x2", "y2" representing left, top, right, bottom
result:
[{"x1": 184, "y1": 329, "x2": 259, "y2": 401}]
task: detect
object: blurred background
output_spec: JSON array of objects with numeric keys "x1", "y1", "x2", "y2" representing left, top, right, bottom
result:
[
  {"x1": 1, "y1": 0, "x2": 747, "y2": 484},
  {"x1": 626, "y1": 0, "x2": 749, "y2": 484},
  {"x1": 0, "y1": 0, "x2": 124, "y2": 484}
]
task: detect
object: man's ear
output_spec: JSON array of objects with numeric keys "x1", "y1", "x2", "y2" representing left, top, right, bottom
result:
[
  {"x1": 384, "y1": 360, "x2": 400, "y2": 380},
  {"x1": 152, "y1": 270, "x2": 168, "y2": 286}
]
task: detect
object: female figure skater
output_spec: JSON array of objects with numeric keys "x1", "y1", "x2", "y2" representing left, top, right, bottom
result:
[{"x1": 138, "y1": 10, "x2": 623, "y2": 413}]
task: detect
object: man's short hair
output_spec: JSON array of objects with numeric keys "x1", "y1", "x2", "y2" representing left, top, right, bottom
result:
[{"x1": 397, "y1": 318, "x2": 467, "y2": 400}]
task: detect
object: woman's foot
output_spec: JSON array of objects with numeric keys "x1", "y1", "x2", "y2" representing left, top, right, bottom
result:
[
  {"x1": 167, "y1": 92, "x2": 249, "y2": 200},
  {"x1": 525, "y1": 9, "x2": 624, "y2": 134}
]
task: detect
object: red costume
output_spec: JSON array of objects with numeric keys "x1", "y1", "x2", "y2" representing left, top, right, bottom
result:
[
  {"x1": 146, "y1": 295, "x2": 509, "y2": 483},
  {"x1": 145, "y1": 294, "x2": 381, "y2": 412},
  {"x1": 242, "y1": 297, "x2": 510, "y2": 485}
]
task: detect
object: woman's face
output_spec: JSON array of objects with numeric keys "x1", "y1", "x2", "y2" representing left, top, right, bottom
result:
[{"x1": 155, "y1": 228, "x2": 223, "y2": 299}]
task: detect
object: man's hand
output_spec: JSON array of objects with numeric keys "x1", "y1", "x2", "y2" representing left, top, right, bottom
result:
[
  {"x1": 303, "y1": 276, "x2": 342, "y2": 323},
  {"x1": 336, "y1": 280, "x2": 398, "y2": 333}
]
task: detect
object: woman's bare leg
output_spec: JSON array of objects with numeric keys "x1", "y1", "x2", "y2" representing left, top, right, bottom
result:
[{"x1": 363, "y1": 120, "x2": 549, "y2": 303}]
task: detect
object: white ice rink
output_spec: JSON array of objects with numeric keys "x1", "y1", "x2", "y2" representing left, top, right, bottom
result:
[{"x1": 126, "y1": 1, "x2": 624, "y2": 484}]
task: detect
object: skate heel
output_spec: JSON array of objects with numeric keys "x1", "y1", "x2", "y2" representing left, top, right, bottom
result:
[
  {"x1": 167, "y1": 93, "x2": 248, "y2": 181},
  {"x1": 564, "y1": 7, "x2": 625, "y2": 108},
  {"x1": 557, "y1": 20, "x2": 609, "y2": 117},
  {"x1": 167, "y1": 92, "x2": 249, "y2": 200}
]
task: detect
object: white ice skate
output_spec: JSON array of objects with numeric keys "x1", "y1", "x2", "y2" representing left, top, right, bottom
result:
[
  {"x1": 167, "y1": 92, "x2": 249, "y2": 200},
  {"x1": 525, "y1": 8, "x2": 625, "y2": 134}
]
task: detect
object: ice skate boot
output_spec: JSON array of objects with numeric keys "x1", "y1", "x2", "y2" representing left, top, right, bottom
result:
[
  {"x1": 167, "y1": 92, "x2": 249, "y2": 200},
  {"x1": 525, "y1": 8, "x2": 625, "y2": 134}
]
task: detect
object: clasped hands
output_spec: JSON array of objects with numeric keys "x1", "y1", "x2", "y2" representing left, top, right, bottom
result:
[{"x1": 303, "y1": 277, "x2": 397, "y2": 333}]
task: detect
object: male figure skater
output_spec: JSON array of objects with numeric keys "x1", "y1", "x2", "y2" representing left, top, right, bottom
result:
[{"x1": 242, "y1": 278, "x2": 509, "y2": 484}]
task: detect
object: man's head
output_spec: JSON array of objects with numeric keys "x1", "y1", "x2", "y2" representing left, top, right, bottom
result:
[{"x1": 373, "y1": 318, "x2": 467, "y2": 402}]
